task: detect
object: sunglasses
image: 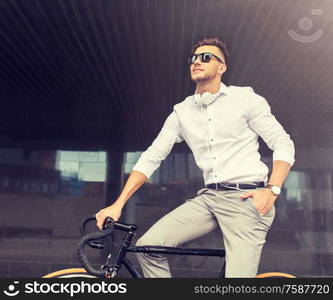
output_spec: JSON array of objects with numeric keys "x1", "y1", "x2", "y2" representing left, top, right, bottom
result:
[{"x1": 188, "y1": 52, "x2": 225, "y2": 64}]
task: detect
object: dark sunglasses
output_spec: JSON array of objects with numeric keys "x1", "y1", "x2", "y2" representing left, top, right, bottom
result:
[{"x1": 188, "y1": 52, "x2": 225, "y2": 64}]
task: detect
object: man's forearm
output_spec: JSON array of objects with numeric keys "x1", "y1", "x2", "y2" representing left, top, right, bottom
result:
[
  {"x1": 113, "y1": 170, "x2": 148, "y2": 208},
  {"x1": 267, "y1": 160, "x2": 292, "y2": 187}
]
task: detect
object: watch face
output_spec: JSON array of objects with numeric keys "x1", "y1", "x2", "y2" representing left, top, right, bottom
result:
[{"x1": 271, "y1": 186, "x2": 281, "y2": 195}]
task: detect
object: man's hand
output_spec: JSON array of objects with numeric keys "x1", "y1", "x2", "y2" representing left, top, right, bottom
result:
[
  {"x1": 96, "y1": 203, "x2": 123, "y2": 230},
  {"x1": 240, "y1": 188, "x2": 277, "y2": 216}
]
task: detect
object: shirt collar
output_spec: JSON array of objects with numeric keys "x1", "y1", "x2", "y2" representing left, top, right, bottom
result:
[
  {"x1": 194, "y1": 82, "x2": 229, "y2": 97},
  {"x1": 219, "y1": 82, "x2": 229, "y2": 96},
  {"x1": 193, "y1": 82, "x2": 228, "y2": 106}
]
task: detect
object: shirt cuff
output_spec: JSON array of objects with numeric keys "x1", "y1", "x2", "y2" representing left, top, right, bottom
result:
[
  {"x1": 272, "y1": 151, "x2": 295, "y2": 166},
  {"x1": 132, "y1": 161, "x2": 156, "y2": 179}
]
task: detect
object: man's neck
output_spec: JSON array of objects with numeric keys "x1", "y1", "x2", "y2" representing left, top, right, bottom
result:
[{"x1": 195, "y1": 79, "x2": 221, "y2": 95}]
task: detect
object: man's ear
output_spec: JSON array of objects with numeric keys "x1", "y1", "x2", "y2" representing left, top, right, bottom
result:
[{"x1": 218, "y1": 64, "x2": 227, "y2": 76}]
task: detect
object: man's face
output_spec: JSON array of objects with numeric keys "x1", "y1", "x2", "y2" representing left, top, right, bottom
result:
[{"x1": 190, "y1": 45, "x2": 226, "y2": 83}]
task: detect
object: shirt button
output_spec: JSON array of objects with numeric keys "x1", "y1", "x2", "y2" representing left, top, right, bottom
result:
[
  {"x1": 213, "y1": 157, "x2": 216, "y2": 160},
  {"x1": 211, "y1": 139, "x2": 214, "y2": 141},
  {"x1": 208, "y1": 118, "x2": 211, "y2": 121}
]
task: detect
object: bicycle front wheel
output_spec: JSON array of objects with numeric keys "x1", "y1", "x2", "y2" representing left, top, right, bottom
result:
[
  {"x1": 256, "y1": 272, "x2": 296, "y2": 278},
  {"x1": 42, "y1": 268, "x2": 97, "y2": 278}
]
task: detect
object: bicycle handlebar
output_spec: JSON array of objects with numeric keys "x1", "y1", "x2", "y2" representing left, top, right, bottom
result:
[
  {"x1": 79, "y1": 215, "x2": 96, "y2": 236},
  {"x1": 77, "y1": 216, "x2": 114, "y2": 277},
  {"x1": 79, "y1": 215, "x2": 105, "y2": 249},
  {"x1": 77, "y1": 215, "x2": 137, "y2": 277}
]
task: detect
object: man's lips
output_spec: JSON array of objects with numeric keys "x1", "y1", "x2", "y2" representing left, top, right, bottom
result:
[{"x1": 193, "y1": 68, "x2": 203, "y2": 73}]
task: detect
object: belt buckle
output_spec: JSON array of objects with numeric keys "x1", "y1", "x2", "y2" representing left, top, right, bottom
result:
[{"x1": 215, "y1": 183, "x2": 218, "y2": 190}]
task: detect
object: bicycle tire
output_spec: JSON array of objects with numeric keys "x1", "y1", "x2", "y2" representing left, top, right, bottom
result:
[
  {"x1": 256, "y1": 272, "x2": 296, "y2": 278},
  {"x1": 42, "y1": 268, "x2": 97, "y2": 278}
]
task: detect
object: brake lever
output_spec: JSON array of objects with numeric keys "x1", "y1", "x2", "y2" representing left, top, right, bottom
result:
[{"x1": 89, "y1": 217, "x2": 114, "y2": 249}]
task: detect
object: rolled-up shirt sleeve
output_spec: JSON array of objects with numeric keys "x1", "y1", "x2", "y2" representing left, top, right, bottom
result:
[
  {"x1": 247, "y1": 91, "x2": 295, "y2": 166},
  {"x1": 132, "y1": 111, "x2": 184, "y2": 179}
]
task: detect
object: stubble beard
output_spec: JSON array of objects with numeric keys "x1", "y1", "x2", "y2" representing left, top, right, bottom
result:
[{"x1": 191, "y1": 72, "x2": 214, "y2": 84}]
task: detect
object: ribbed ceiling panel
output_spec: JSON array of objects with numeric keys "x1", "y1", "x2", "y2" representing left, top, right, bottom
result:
[{"x1": 0, "y1": 0, "x2": 332, "y2": 150}]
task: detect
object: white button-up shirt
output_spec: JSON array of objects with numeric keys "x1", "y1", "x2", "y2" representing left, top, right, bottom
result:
[{"x1": 133, "y1": 83, "x2": 295, "y2": 185}]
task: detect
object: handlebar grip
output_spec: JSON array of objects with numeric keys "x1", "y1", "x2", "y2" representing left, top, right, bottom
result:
[
  {"x1": 79, "y1": 215, "x2": 97, "y2": 236},
  {"x1": 77, "y1": 225, "x2": 115, "y2": 277},
  {"x1": 79, "y1": 215, "x2": 111, "y2": 249}
]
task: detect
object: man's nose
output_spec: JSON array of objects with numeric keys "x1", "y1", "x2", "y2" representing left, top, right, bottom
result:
[
  {"x1": 194, "y1": 56, "x2": 201, "y2": 64},
  {"x1": 193, "y1": 56, "x2": 201, "y2": 66}
]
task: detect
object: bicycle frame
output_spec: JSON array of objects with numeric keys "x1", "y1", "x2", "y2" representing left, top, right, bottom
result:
[
  {"x1": 113, "y1": 232, "x2": 226, "y2": 278},
  {"x1": 77, "y1": 216, "x2": 226, "y2": 278}
]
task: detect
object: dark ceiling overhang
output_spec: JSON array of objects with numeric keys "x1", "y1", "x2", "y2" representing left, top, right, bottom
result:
[{"x1": 0, "y1": 0, "x2": 332, "y2": 152}]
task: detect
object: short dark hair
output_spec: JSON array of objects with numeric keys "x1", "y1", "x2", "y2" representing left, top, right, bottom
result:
[{"x1": 191, "y1": 38, "x2": 229, "y2": 65}]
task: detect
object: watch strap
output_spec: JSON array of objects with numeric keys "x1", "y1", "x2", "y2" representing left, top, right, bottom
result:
[{"x1": 265, "y1": 184, "x2": 281, "y2": 196}]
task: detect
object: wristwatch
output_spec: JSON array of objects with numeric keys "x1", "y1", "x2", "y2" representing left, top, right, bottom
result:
[{"x1": 266, "y1": 184, "x2": 281, "y2": 196}]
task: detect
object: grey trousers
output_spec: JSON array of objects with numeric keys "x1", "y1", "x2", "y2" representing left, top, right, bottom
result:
[{"x1": 135, "y1": 188, "x2": 275, "y2": 278}]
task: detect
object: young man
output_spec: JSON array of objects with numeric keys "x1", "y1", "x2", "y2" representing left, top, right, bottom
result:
[{"x1": 96, "y1": 38, "x2": 295, "y2": 277}]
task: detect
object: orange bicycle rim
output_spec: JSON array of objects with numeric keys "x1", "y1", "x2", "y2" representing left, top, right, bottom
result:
[
  {"x1": 256, "y1": 272, "x2": 296, "y2": 278},
  {"x1": 42, "y1": 268, "x2": 89, "y2": 278}
]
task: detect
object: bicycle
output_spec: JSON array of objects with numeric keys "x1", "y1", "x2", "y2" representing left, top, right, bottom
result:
[{"x1": 42, "y1": 215, "x2": 296, "y2": 278}]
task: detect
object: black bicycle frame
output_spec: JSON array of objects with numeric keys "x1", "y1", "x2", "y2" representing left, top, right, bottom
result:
[
  {"x1": 108, "y1": 227, "x2": 226, "y2": 278},
  {"x1": 78, "y1": 216, "x2": 226, "y2": 278}
]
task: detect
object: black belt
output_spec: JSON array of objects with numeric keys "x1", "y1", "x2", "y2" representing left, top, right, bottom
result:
[{"x1": 206, "y1": 181, "x2": 265, "y2": 191}]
